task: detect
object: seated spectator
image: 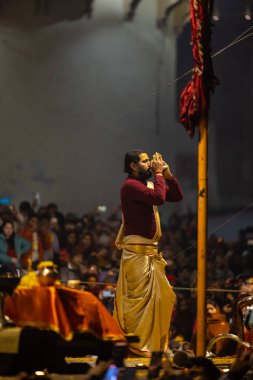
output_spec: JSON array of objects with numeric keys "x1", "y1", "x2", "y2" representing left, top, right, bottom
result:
[
  {"x1": 101, "y1": 268, "x2": 118, "y2": 285},
  {"x1": 206, "y1": 300, "x2": 230, "y2": 354},
  {"x1": 78, "y1": 231, "x2": 96, "y2": 262},
  {"x1": 231, "y1": 274, "x2": 253, "y2": 345},
  {"x1": 191, "y1": 300, "x2": 230, "y2": 356},
  {"x1": 85, "y1": 274, "x2": 101, "y2": 298},
  {"x1": 19, "y1": 215, "x2": 44, "y2": 269},
  {"x1": 173, "y1": 293, "x2": 196, "y2": 342},
  {"x1": 62, "y1": 230, "x2": 79, "y2": 255},
  {"x1": 46, "y1": 202, "x2": 65, "y2": 229},
  {"x1": 17, "y1": 201, "x2": 34, "y2": 225},
  {"x1": 0, "y1": 221, "x2": 31, "y2": 275},
  {"x1": 99, "y1": 284, "x2": 115, "y2": 314},
  {"x1": 58, "y1": 251, "x2": 85, "y2": 283},
  {"x1": 96, "y1": 246, "x2": 112, "y2": 271}
]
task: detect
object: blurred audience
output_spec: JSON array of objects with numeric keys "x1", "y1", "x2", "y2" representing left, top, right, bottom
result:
[{"x1": 0, "y1": 199, "x2": 253, "y2": 355}]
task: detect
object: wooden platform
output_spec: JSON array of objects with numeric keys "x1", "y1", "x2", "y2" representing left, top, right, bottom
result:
[
  {"x1": 65, "y1": 354, "x2": 236, "y2": 369},
  {"x1": 65, "y1": 356, "x2": 151, "y2": 367}
]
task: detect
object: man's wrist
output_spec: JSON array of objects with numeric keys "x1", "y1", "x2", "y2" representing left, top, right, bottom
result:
[{"x1": 163, "y1": 168, "x2": 173, "y2": 180}]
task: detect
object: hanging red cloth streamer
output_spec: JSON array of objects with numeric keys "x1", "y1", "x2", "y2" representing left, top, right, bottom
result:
[{"x1": 179, "y1": 0, "x2": 218, "y2": 137}]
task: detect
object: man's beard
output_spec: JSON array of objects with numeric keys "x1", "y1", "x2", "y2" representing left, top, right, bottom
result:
[{"x1": 138, "y1": 168, "x2": 152, "y2": 180}]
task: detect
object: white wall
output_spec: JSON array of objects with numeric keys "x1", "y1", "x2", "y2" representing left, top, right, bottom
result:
[{"x1": 0, "y1": 0, "x2": 196, "y2": 214}]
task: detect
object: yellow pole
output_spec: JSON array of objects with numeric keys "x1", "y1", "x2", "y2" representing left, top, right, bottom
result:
[{"x1": 196, "y1": 114, "x2": 208, "y2": 356}]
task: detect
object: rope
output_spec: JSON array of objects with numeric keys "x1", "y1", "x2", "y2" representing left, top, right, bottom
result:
[
  {"x1": 170, "y1": 201, "x2": 253, "y2": 261},
  {"x1": 54, "y1": 24, "x2": 253, "y2": 159},
  {"x1": 174, "y1": 287, "x2": 253, "y2": 294},
  {"x1": 173, "y1": 25, "x2": 253, "y2": 84},
  {"x1": 63, "y1": 280, "x2": 253, "y2": 294}
]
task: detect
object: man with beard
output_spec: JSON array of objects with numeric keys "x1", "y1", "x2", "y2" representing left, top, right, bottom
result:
[{"x1": 113, "y1": 150, "x2": 183, "y2": 357}]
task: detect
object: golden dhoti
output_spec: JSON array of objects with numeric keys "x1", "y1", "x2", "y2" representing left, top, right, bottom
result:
[{"x1": 113, "y1": 235, "x2": 176, "y2": 357}]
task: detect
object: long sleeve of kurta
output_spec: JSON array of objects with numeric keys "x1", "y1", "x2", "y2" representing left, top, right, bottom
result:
[{"x1": 121, "y1": 175, "x2": 183, "y2": 238}]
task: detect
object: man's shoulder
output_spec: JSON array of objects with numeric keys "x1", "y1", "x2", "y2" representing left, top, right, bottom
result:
[{"x1": 121, "y1": 177, "x2": 147, "y2": 190}]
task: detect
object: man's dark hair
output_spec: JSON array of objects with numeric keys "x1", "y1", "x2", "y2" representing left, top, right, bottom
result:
[
  {"x1": 124, "y1": 150, "x2": 144, "y2": 174},
  {"x1": 1, "y1": 220, "x2": 15, "y2": 232},
  {"x1": 19, "y1": 201, "x2": 32, "y2": 214}
]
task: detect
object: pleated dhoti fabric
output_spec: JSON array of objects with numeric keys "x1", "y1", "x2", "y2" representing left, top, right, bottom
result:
[{"x1": 113, "y1": 235, "x2": 176, "y2": 357}]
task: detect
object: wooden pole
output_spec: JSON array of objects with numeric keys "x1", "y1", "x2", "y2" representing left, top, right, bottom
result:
[{"x1": 196, "y1": 114, "x2": 208, "y2": 356}]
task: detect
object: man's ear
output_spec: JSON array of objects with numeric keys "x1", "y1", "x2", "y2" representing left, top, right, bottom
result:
[{"x1": 130, "y1": 161, "x2": 137, "y2": 172}]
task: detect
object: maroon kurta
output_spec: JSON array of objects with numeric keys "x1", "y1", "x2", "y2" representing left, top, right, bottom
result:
[{"x1": 121, "y1": 174, "x2": 183, "y2": 239}]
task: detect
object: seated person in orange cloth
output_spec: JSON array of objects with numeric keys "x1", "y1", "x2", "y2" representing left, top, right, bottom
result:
[{"x1": 19, "y1": 215, "x2": 44, "y2": 269}]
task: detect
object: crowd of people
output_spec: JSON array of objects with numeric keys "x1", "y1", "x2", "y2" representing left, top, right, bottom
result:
[{"x1": 0, "y1": 199, "x2": 253, "y2": 356}]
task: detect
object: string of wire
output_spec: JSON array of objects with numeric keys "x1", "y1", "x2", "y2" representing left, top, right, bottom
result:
[
  {"x1": 173, "y1": 25, "x2": 253, "y2": 84},
  {"x1": 55, "y1": 24, "x2": 253, "y2": 159},
  {"x1": 170, "y1": 201, "x2": 253, "y2": 261},
  {"x1": 166, "y1": 25, "x2": 253, "y2": 261},
  {"x1": 62, "y1": 281, "x2": 253, "y2": 294}
]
